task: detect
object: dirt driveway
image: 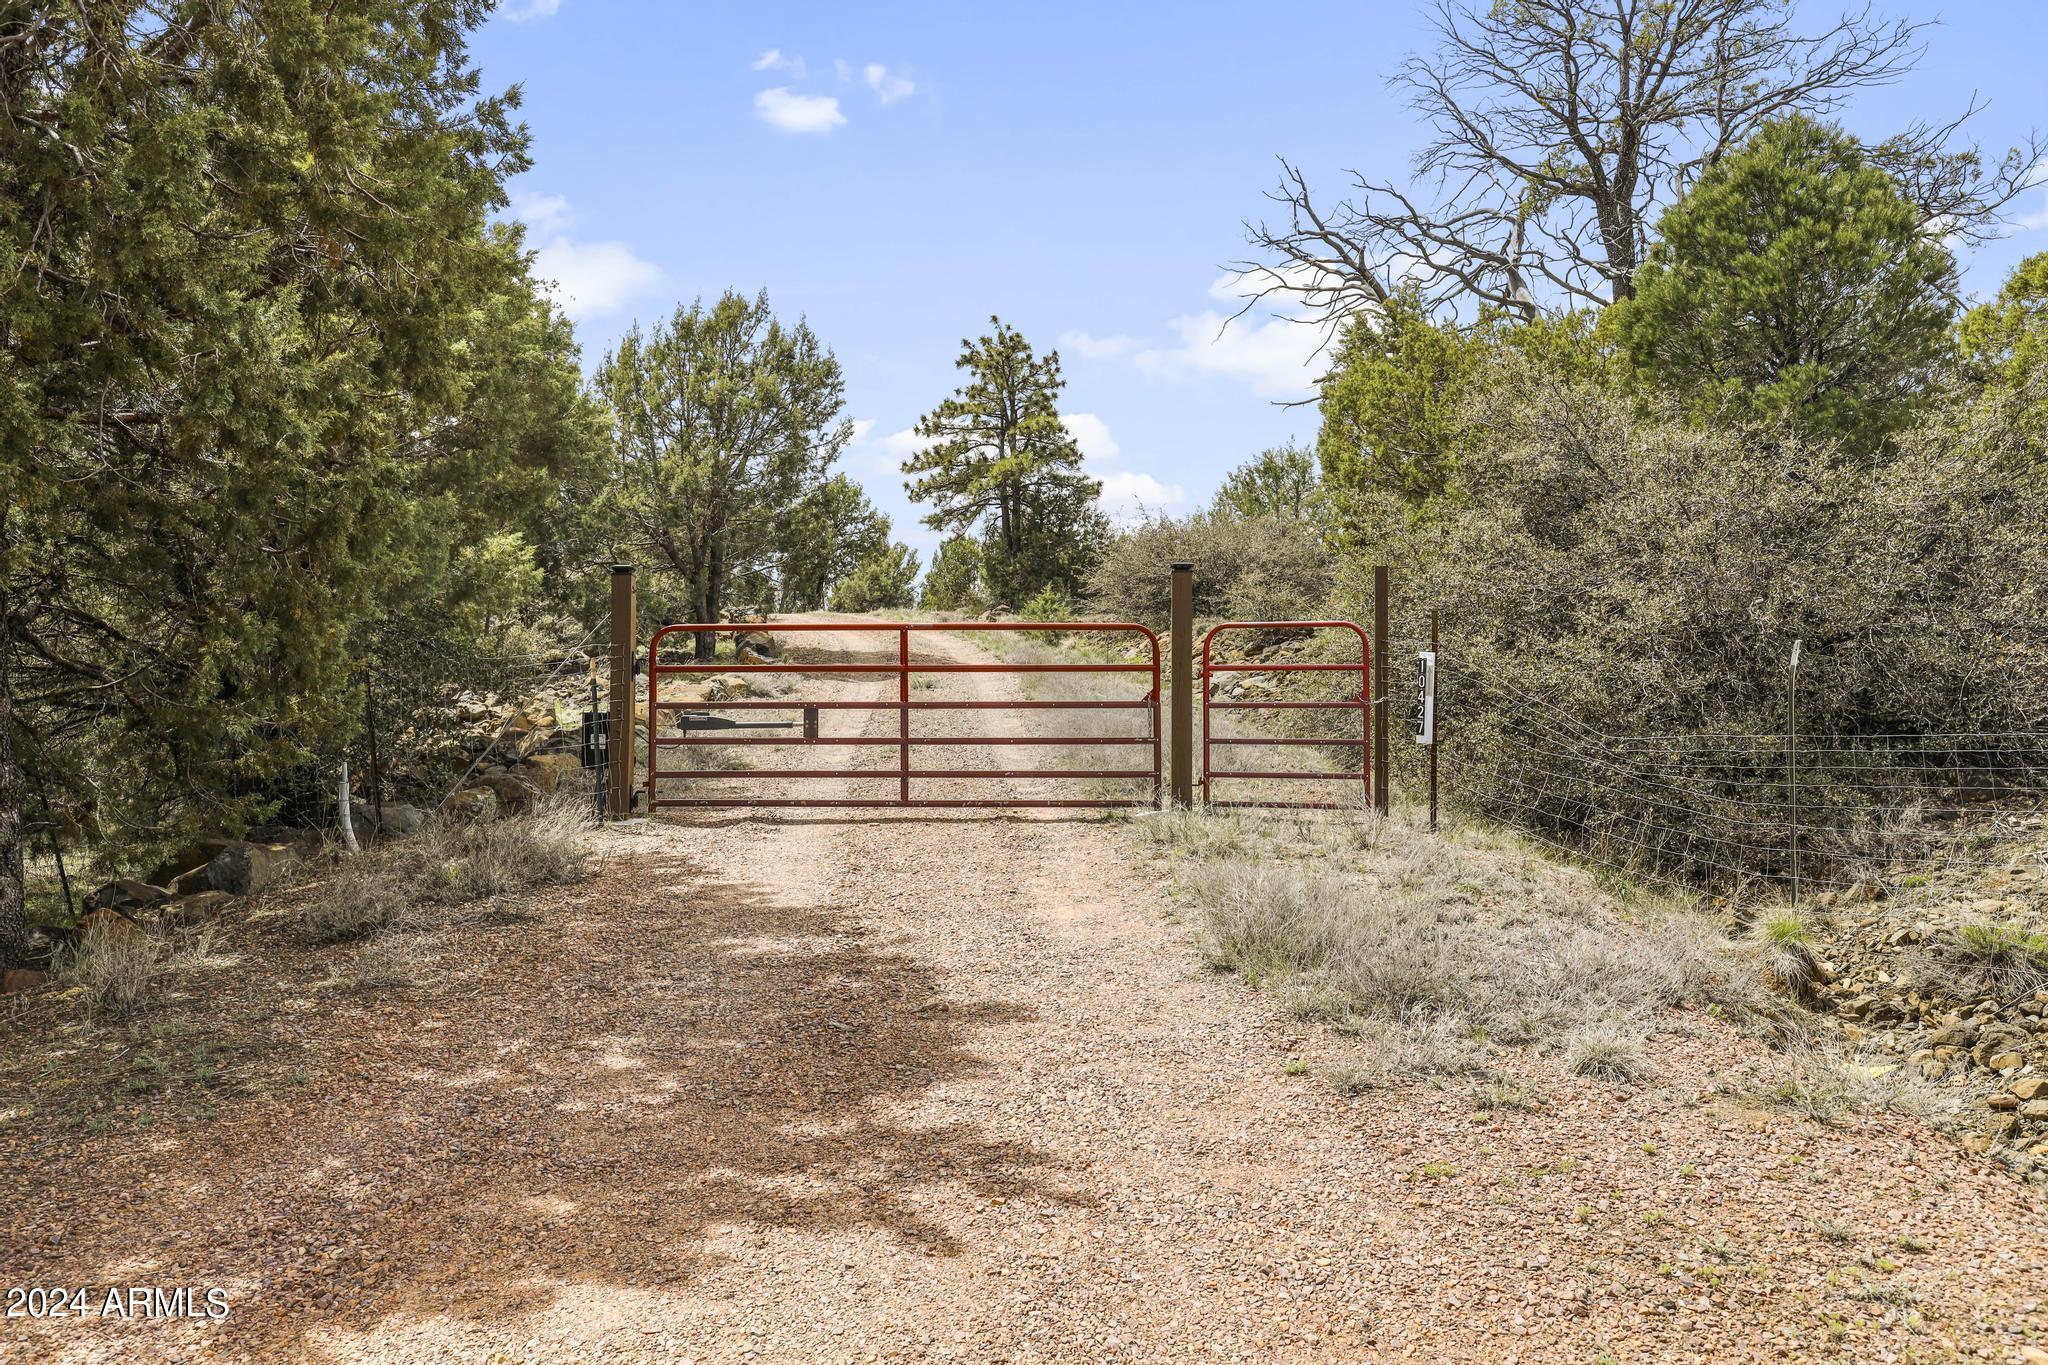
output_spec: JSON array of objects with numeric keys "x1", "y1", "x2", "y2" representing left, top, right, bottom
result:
[{"x1": 4, "y1": 623, "x2": 2045, "y2": 1362}]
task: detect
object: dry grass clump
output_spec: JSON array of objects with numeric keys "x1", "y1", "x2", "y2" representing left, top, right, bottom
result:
[
  {"x1": 1752, "y1": 910, "x2": 1817, "y2": 988},
  {"x1": 57, "y1": 923, "x2": 217, "y2": 1020},
  {"x1": 1760, "y1": 1043, "x2": 1963, "y2": 1127},
  {"x1": 1918, "y1": 919, "x2": 2048, "y2": 1003},
  {"x1": 338, "y1": 933, "x2": 430, "y2": 992},
  {"x1": 1156, "y1": 809, "x2": 1769, "y2": 1086},
  {"x1": 302, "y1": 798, "x2": 593, "y2": 944}
]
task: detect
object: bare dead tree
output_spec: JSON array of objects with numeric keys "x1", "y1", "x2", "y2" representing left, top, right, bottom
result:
[{"x1": 1241, "y1": 0, "x2": 2044, "y2": 326}]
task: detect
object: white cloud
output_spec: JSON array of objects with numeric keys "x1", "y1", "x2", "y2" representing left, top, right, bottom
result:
[
  {"x1": 752, "y1": 49, "x2": 806, "y2": 79},
  {"x1": 1133, "y1": 310, "x2": 1327, "y2": 401},
  {"x1": 848, "y1": 418, "x2": 876, "y2": 444},
  {"x1": 500, "y1": 0, "x2": 559, "y2": 21},
  {"x1": 511, "y1": 194, "x2": 663, "y2": 323},
  {"x1": 532, "y1": 240, "x2": 665, "y2": 323},
  {"x1": 864, "y1": 63, "x2": 916, "y2": 105},
  {"x1": 1061, "y1": 412, "x2": 1120, "y2": 462},
  {"x1": 1059, "y1": 330, "x2": 1140, "y2": 360},
  {"x1": 511, "y1": 192, "x2": 572, "y2": 235},
  {"x1": 1063, "y1": 411, "x2": 1185, "y2": 524},
  {"x1": 1097, "y1": 470, "x2": 1187, "y2": 524},
  {"x1": 833, "y1": 58, "x2": 854, "y2": 82},
  {"x1": 754, "y1": 87, "x2": 845, "y2": 134},
  {"x1": 876, "y1": 426, "x2": 930, "y2": 459}
]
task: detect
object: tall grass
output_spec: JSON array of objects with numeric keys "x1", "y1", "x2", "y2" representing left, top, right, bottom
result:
[{"x1": 302, "y1": 799, "x2": 594, "y2": 943}]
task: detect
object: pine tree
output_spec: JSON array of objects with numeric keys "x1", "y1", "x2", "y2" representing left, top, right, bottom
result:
[
  {"x1": 1618, "y1": 116, "x2": 1958, "y2": 459},
  {"x1": 902, "y1": 319, "x2": 1105, "y2": 605}
]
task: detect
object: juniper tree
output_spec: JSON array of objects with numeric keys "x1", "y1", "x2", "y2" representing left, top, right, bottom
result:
[
  {"x1": 594, "y1": 291, "x2": 851, "y2": 658},
  {"x1": 0, "y1": 4, "x2": 592, "y2": 968}
]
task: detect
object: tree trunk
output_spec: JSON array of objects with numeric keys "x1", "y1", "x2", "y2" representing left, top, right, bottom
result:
[{"x1": 0, "y1": 610, "x2": 28, "y2": 971}]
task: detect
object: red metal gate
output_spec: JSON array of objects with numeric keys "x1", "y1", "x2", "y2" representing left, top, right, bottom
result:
[
  {"x1": 646, "y1": 621, "x2": 1160, "y2": 810},
  {"x1": 1200, "y1": 620, "x2": 1371, "y2": 810}
]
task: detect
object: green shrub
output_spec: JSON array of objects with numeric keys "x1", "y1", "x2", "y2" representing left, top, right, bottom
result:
[{"x1": 1085, "y1": 510, "x2": 1334, "y2": 625}]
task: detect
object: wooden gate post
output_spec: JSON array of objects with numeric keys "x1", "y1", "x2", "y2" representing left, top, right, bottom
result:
[
  {"x1": 1373, "y1": 564, "x2": 1390, "y2": 816},
  {"x1": 607, "y1": 563, "x2": 637, "y2": 820},
  {"x1": 1169, "y1": 562, "x2": 1195, "y2": 808}
]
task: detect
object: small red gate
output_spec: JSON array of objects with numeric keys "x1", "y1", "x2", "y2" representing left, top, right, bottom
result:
[
  {"x1": 645, "y1": 621, "x2": 1161, "y2": 810},
  {"x1": 1200, "y1": 620, "x2": 1371, "y2": 810}
]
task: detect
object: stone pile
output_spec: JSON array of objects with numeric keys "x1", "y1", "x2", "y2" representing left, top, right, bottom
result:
[{"x1": 1798, "y1": 855, "x2": 2048, "y2": 1179}]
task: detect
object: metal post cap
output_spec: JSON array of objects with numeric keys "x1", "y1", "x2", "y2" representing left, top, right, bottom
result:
[
  {"x1": 611, "y1": 563, "x2": 635, "y2": 575},
  {"x1": 1171, "y1": 561, "x2": 1194, "y2": 572}
]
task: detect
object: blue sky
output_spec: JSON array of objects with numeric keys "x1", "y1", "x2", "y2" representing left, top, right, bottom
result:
[{"x1": 473, "y1": 1, "x2": 2048, "y2": 559}]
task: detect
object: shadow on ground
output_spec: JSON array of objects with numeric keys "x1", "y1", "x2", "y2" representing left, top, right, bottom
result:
[{"x1": 0, "y1": 851, "x2": 1073, "y2": 1357}]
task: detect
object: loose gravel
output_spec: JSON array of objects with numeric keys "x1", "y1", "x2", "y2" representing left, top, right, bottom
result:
[{"x1": 3, "y1": 624, "x2": 2045, "y2": 1363}]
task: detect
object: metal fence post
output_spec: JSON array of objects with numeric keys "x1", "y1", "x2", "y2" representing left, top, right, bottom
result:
[
  {"x1": 1429, "y1": 605, "x2": 1440, "y2": 833},
  {"x1": 607, "y1": 563, "x2": 636, "y2": 820},
  {"x1": 1373, "y1": 564, "x2": 1390, "y2": 816},
  {"x1": 1170, "y1": 562, "x2": 1195, "y2": 808}
]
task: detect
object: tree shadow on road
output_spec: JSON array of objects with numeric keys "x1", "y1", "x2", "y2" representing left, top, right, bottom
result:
[{"x1": 2, "y1": 850, "x2": 1079, "y2": 1357}]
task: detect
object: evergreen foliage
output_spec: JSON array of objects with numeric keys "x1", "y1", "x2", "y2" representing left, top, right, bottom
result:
[
  {"x1": 902, "y1": 318, "x2": 1107, "y2": 606},
  {"x1": 1618, "y1": 116, "x2": 1958, "y2": 458},
  {"x1": 1, "y1": 4, "x2": 595, "y2": 966},
  {"x1": 593, "y1": 291, "x2": 851, "y2": 656}
]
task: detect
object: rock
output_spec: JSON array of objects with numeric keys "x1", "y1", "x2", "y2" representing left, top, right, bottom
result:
[
  {"x1": 1988, "y1": 1051, "x2": 2026, "y2": 1072},
  {"x1": 1990, "y1": 1093, "x2": 2020, "y2": 1111},
  {"x1": 2023, "y1": 1100, "x2": 2048, "y2": 1121},
  {"x1": 148, "y1": 840, "x2": 236, "y2": 889},
  {"x1": 1928, "y1": 1022, "x2": 1978, "y2": 1049},
  {"x1": 88, "y1": 879, "x2": 170, "y2": 914},
  {"x1": 2014, "y1": 1077, "x2": 2048, "y2": 1102},
  {"x1": 202, "y1": 840, "x2": 299, "y2": 897},
  {"x1": 1, "y1": 968, "x2": 47, "y2": 995},
  {"x1": 73, "y1": 909, "x2": 138, "y2": 942},
  {"x1": 513, "y1": 757, "x2": 562, "y2": 796},
  {"x1": 376, "y1": 803, "x2": 425, "y2": 836},
  {"x1": 443, "y1": 785, "x2": 498, "y2": 822},
  {"x1": 519, "y1": 752, "x2": 581, "y2": 796}
]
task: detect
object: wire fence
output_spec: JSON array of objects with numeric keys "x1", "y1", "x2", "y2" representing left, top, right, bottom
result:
[{"x1": 1426, "y1": 647, "x2": 2048, "y2": 896}]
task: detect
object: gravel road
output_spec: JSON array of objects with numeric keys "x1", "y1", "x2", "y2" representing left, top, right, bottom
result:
[{"x1": 5, "y1": 622, "x2": 2046, "y2": 1363}]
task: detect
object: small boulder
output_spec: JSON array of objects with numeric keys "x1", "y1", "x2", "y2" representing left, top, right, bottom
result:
[
  {"x1": 513, "y1": 757, "x2": 562, "y2": 797},
  {"x1": 202, "y1": 840, "x2": 299, "y2": 897},
  {"x1": 442, "y1": 785, "x2": 498, "y2": 822},
  {"x1": 376, "y1": 803, "x2": 425, "y2": 837},
  {"x1": 2013, "y1": 1076, "x2": 2048, "y2": 1102},
  {"x1": 148, "y1": 842, "x2": 228, "y2": 889},
  {"x1": 1, "y1": 968, "x2": 47, "y2": 994}
]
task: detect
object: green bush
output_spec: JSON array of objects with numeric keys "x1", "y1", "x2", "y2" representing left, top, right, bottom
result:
[
  {"x1": 1085, "y1": 510, "x2": 1335, "y2": 625},
  {"x1": 1338, "y1": 364, "x2": 2048, "y2": 886}
]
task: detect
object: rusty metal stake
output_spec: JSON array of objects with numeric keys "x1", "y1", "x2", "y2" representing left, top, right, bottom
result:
[
  {"x1": 1170, "y1": 562, "x2": 1194, "y2": 808},
  {"x1": 1373, "y1": 565, "x2": 1390, "y2": 816},
  {"x1": 608, "y1": 563, "x2": 636, "y2": 820}
]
